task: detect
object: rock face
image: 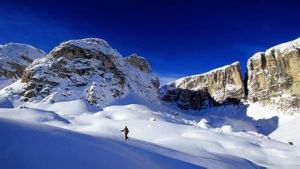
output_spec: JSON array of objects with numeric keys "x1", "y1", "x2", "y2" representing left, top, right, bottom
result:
[
  {"x1": 1, "y1": 37, "x2": 298, "y2": 112},
  {"x1": 247, "y1": 38, "x2": 300, "y2": 111},
  {"x1": 160, "y1": 38, "x2": 300, "y2": 112},
  {"x1": 0, "y1": 43, "x2": 45, "y2": 88},
  {"x1": 160, "y1": 62, "x2": 245, "y2": 110},
  {"x1": 4, "y1": 38, "x2": 159, "y2": 107},
  {"x1": 125, "y1": 53, "x2": 152, "y2": 73}
]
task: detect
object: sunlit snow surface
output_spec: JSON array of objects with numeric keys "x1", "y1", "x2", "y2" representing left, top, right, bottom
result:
[{"x1": 0, "y1": 95, "x2": 299, "y2": 169}]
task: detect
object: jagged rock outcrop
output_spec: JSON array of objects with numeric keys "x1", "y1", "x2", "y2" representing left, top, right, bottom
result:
[
  {"x1": 0, "y1": 43, "x2": 45, "y2": 88},
  {"x1": 160, "y1": 62, "x2": 245, "y2": 110},
  {"x1": 2, "y1": 38, "x2": 159, "y2": 107},
  {"x1": 247, "y1": 38, "x2": 300, "y2": 111},
  {"x1": 125, "y1": 53, "x2": 152, "y2": 73}
]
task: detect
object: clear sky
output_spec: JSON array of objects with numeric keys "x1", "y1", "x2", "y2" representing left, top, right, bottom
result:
[{"x1": 0, "y1": 0, "x2": 299, "y2": 84}]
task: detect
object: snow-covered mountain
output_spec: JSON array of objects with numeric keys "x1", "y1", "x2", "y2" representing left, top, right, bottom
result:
[
  {"x1": 0, "y1": 43, "x2": 45, "y2": 89},
  {"x1": 0, "y1": 37, "x2": 299, "y2": 169},
  {"x1": 1, "y1": 38, "x2": 159, "y2": 107}
]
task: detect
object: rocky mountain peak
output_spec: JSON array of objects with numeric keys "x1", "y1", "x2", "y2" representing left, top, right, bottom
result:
[
  {"x1": 125, "y1": 53, "x2": 152, "y2": 73},
  {"x1": 2, "y1": 38, "x2": 159, "y2": 107},
  {"x1": 50, "y1": 38, "x2": 121, "y2": 58}
]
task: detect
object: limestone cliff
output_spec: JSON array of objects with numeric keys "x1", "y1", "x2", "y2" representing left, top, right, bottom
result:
[
  {"x1": 247, "y1": 38, "x2": 300, "y2": 111},
  {"x1": 160, "y1": 62, "x2": 245, "y2": 110}
]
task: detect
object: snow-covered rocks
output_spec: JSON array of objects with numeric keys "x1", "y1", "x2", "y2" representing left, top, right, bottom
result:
[
  {"x1": 160, "y1": 62, "x2": 245, "y2": 110},
  {"x1": 247, "y1": 38, "x2": 300, "y2": 112},
  {"x1": 197, "y1": 119, "x2": 211, "y2": 129},
  {"x1": 220, "y1": 125, "x2": 234, "y2": 133},
  {"x1": 2, "y1": 38, "x2": 159, "y2": 107},
  {"x1": 0, "y1": 43, "x2": 45, "y2": 88},
  {"x1": 51, "y1": 38, "x2": 122, "y2": 57},
  {"x1": 125, "y1": 53, "x2": 152, "y2": 73}
]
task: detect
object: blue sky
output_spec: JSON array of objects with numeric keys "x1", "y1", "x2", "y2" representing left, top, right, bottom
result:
[{"x1": 0, "y1": 0, "x2": 299, "y2": 84}]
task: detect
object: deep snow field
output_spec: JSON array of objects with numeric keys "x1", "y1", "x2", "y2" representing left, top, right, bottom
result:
[{"x1": 0, "y1": 94, "x2": 299, "y2": 169}]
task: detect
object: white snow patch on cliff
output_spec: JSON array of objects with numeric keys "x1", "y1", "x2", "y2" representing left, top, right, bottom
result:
[{"x1": 51, "y1": 38, "x2": 121, "y2": 57}]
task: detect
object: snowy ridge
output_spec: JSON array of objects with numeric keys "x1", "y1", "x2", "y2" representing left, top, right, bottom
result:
[
  {"x1": 0, "y1": 43, "x2": 45, "y2": 89},
  {"x1": 173, "y1": 61, "x2": 240, "y2": 87},
  {"x1": 0, "y1": 43, "x2": 45, "y2": 73},
  {"x1": 250, "y1": 37, "x2": 300, "y2": 60},
  {"x1": 0, "y1": 43, "x2": 45, "y2": 64},
  {"x1": 50, "y1": 38, "x2": 121, "y2": 57},
  {"x1": 265, "y1": 37, "x2": 300, "y2": 54}
]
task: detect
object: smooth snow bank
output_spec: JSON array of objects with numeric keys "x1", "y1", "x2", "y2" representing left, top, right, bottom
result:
[
  {"x1": 270, "y1": 115, "x2": 300, "y2": 145},
  {"x1": 0, "y1": 77, "x2": 14, "y2": 90},
  {"x1": 246, "y1": 102, "x2": 300, "y2": 143},
  {"x1": 0, "y1": 96, "x2": 13, "y2": 108},
  {"x1": 29, "y1": 100, "x2": 99, "y2": 115},
  {"x1": 0, "y1": 98, "x2": 300, "y2": 169},
  {"x1": 0, "y1": 119, "x2": 201, "y2": 169},
  {"x1": 0, "y1": 107, "x2": 70, "y2": 126},
  {"x1": 0, "y1": 114, "x2": 261, "y2": 169}
]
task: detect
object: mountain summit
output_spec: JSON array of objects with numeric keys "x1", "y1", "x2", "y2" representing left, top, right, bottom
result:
[{"x1": 2, "y1": 38, "x2": 159, "y2": 107}]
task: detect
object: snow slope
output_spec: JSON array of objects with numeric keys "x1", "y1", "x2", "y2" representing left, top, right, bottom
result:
[
  {"x1": 0, "y1": 119, "x2": 201, "y2": 169},
  {"x1": 0, "y1": 43, "x2": 45, "y2": 68},
  {"x1": 0, "y1": 96, "x2": 299, "y2": 168}
]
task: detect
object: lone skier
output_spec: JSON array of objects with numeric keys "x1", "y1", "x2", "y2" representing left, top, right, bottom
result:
[{"x1": 120, "y1": 126, "x2": 129, "y2": 140}]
